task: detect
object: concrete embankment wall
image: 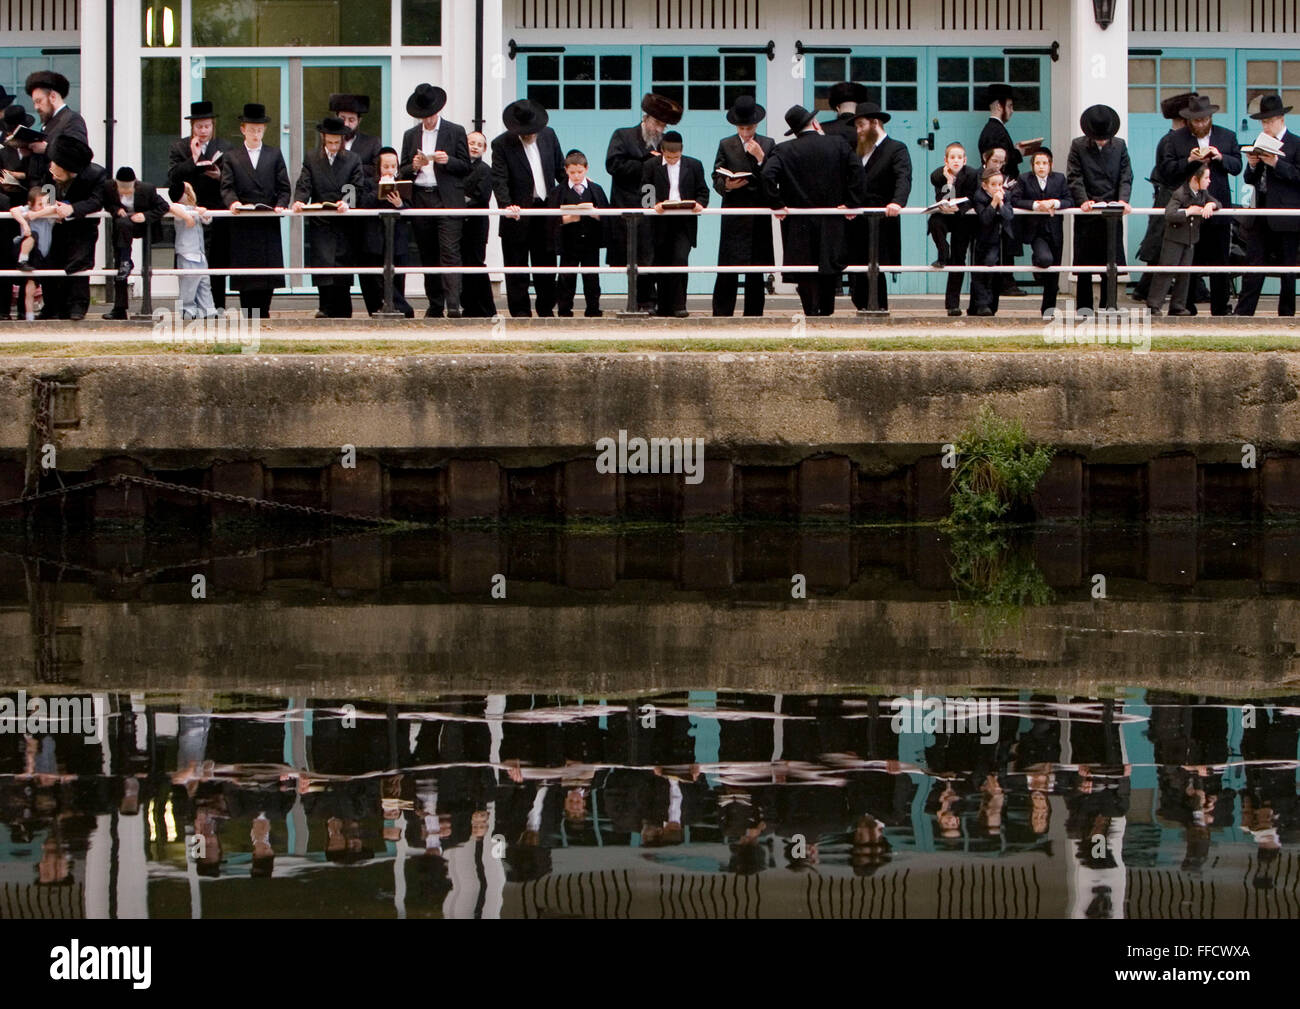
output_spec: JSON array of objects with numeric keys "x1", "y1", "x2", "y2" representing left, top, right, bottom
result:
[{"x1": 3, "y1": 352, "x2": 1299, "y2": 520}]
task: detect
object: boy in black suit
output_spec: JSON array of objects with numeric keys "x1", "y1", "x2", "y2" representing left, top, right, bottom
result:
[
  {"x1": 644, "y1": 131, "x2": 709, "y2": 317},
  {"x1": 928, "y1": 142, "x2": 980, "y2": 316},
  {"x1": 100, "y1": 166, "x2": 172, "y2": 319},
  {"x1": 968, "y1": 167, "x2": 1015, "y2": 316},
  {"x1": 546, "y1": 150, "x2": 608, "y2": 317},
  {"x1": 1013, "y1": 148, "x2": 1073, "y2": 319},
  {"x1": 1146, "y1": 160, "x2": 1219, "y2": 316}
]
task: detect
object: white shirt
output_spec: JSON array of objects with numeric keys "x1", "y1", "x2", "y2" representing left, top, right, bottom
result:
[
  {"x1": 522, "y1": 137, "x2": 548, "y2": 201},
  {"x1": 861, "y1": 130, "x2": 888, "y2": 167},
  {"x1": 1037, "y1": 175, "x2": 1049, "y2": 191},
  {"x1": 245, "y1": 144, "x2": 261, "y2": 169},
  {"x1": 327, "y1": 151, "x2": 336, "y2": 166},
  {"x1": 667, "y1": 160, "x2": 681, "y2": 200},
  {"x1": 419, "y1": 120, "x2": 440, "y2": 187},
  {"x1": 1194, "y1": 130, "x2": 1211, "y2": 152}
]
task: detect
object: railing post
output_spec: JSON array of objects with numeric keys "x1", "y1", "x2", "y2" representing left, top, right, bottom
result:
[
  {"x1": 375, "y1": 210, "x2": 404, "y2": 318},
  {"x1": 859, "y1": 211, "x2": 887, "y2": 317},
  {"x1": 1104, "y1": 209, "x2": 1120, "y2": 310},
  {"x1": 619, "y1": 211, "x2": 648, "y2": 317},
  {"x1": 135, "y1": 227, "x2": 154, "y2": 319}
]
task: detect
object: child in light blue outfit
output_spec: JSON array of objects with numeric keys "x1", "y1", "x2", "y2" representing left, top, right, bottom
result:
[
  {"x1": 169, "y1": 180, "x2": 214, "y2": 318},
  {"x1": 11, "y1": 187, "x2": 58, "y2": 320}
]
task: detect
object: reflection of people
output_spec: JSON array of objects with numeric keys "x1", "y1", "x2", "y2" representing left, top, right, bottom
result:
[{"x1": 250, "y1": 812, "x2": 274, "y2": 878}]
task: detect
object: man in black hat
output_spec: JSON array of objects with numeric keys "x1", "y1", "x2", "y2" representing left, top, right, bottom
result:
[
  {"x1": 606, "y1": 93, "x2": 682, "y2": 311},
  {"x1": 1134, "y1": 92, "x2": 1198, "y2": 303},
  {"x1": 644, "y1": 130, "x2": 709, "y2": 317},
  {"x1": 1235, "y1": 94, "x2": 1300, "y2": 317},
  {"x1": 399, "y1": 84, "x2": 470, "y2": 318},
  {"x1": 712, "y1": 95, "x2": 775, "y2": 317},
  {"x1": 100, "y1": 166, "x2": 172, "y2": 319},
  {"x1": 39, "y1": 135, "x2": 105, "y2": 321},
  {"x1": 1066, "y1": 104, "x2": 1132, "y2": 314},
  {"x1": 762, "y1": 105, "x2": 866, "y2": 316},
  {"x1": 168, "y1": 101, "x2": 231, "y2": 310},
  {"x1": 330, "y1": 94, "x2": 381, "y2": 183},
  {"x1": 850, "y1": 101, "x2": 911, "y2": 311},
  {"x1": 220, "y1": 102, "x2": 291, "y2": 319},
  {"x1": 24, "y1": 71, "x2": 86, "y2": 184},
  {"x1": 0, "y1": 101, "x2": 31, "y2": 320},
  {"x1": 1159, "y1": 95, "x2": 1241, "y2": 315},
  {"x1": 292, "y1": 116, "x2": 364, "y2": 318},
  {"x1": 820, "y1": 82, "x2": 868, "y2": 150},
  {"x1": 491, "y1": 99, "x2": 564, "y2": 317},
  {"x1": 978, "y1": 85, "x2": 1037, "y2": 297}
]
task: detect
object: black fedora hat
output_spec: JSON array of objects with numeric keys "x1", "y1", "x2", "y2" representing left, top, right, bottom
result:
[
  {"x1": 502, "y1": 98, "x2": 549, "y2": 135},
  {"x1": 983, "y1": 83, "x2": 1015, "y2": 104},
  {"x1": 185, "y1": 100, "x2": 217, "y2": 120},
  {"x1": 3, "y1": 104, "x2": 34, "y2": 130},
  {"x1": 1251, "y1": 93, "x2": 1293, "y2": 120},
  {"x1": 1080, "y1": 104, "x2": 1121, "y2": 140},
  {"x1": 238, "y1": 102, "x2": 270, "y2": 124},
  {"x1": 726, "y1": 95, "x2": 766, "y2": 126},
  {"x1": 407, "y1": 83, "x2": 447, "y2": 119},
  {"x1": 24, "y1": 70, "x2": 69, "y2": 99},
  {"x1": 316, "y1": 115, "x2": 354, "y2": 137},
  {"x1": 853, "y1": 101, "x2": 891, "y2": 124},
  {"x1": 49, "y1": 135, "x2": 92, "y2": 175},
  {"x1": 328, "y1": 93, "x2": 370, "y2": 116},
  {"x1": 1180, "y1": 95, "x2": 1220, "y2": 119},
  {"x1": 827, "y1": 82, "x2": 869, "y2": 108},
  {"x1": 783, "y1": 104, "x2": 817, "y2": 136},
  {"x1": 1160, "y1": 92, "x2": 1198, "y2": 120},
  {"x1": 641, "y1": 92, "x2": 683, "y2": 125}
]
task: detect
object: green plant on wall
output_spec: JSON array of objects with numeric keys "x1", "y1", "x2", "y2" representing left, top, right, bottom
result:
[{"x1": 943, "y1": 403, "x2": 1055, "y2": 530}]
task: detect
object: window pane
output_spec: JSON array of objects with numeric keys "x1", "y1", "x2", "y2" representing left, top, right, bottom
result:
[
  {"x1": 600, "y1": 84, "x2": 632, "y2": 110},
  {"x1": 1199, "y1": 87, "x2": 1227, "y2": 108},
  {"x1": 886, "y1": 86, "x2": 916, "y2": 111},
  {"x1": 1161, "y1": 59, "x2": 1191, "y2": 85},
  {"x1": 564, "y1": 84, "x2": 595, "y2": 109},
  {"x1": 1285, "y1": 89, "x2": 1300, "y2": 111},
  {"x1": 1128, "y1": 88, "x2": 1156, "y2": 114},
  {"x1": 973, "y1": 57, "x2": 1003, "y2": 82},
  {"x1": 601, "y1": 55, "x2": 632, "y2": 81},
  {"x1": 1128, "y1": 58, "x2": 1156, "y2": 85},
  {"x1": 724, "y1": 56, "x2": 756, "y2": 81},
  {"x1": 864, "y1": 85, "x2": 882, "y2": 106},
  {"x1": 937, "y1": 57, "x2": 967, "y2": 83},
  {"x1": 813, "y1": 57, "x2": 846, "y2": 83},
  {"x1": 655, "y1": 84, "x2": 684, "y2": 106},
  {"x1": 688, "y1": 56, "x2": 720, "y2": 81},
  {"x1": 813, "y1": 85, "x2": 831, "y2": 111},
  {"x1": 1008, "y1": 57, "x2": 1039, "y2": 82},
  {"x1": 402, "y1": 0, "x2": 441, "y2": 46},
  {"x1": 653, "y1": 56, "x2": 684, "y2": 81},
  {"x1": 850, "y1": 56, "x2": 881, "y2": 81},
  {"x1": 1195, "y1": 58, "x2": 1226, "y2": 84},
  {"x1": 142, "y1": 1, "x2": 180, "y2": 46},
  {"x1": 937, "y1": 86, "x2": 968, "y2": 111},
  {"x1": 1284, "y1": 61, "x2": 1300, "y2": 86},
  {"x1": 688, "y1": 84, "x2": 721, "y2": 109},
  {"x1": 885, "y1": 57, "x2": 916, "y2": 83},
  {"x1": 565, "y1": 55, "x2": 596, "y2": 81},
  {"x1": 723, "y1": 84, "x2": 754, "y2": 108},
  {"x1": 1247, "y1": 60, "x2": 1276, "y2": 86},
  {"x1": 529, "y1": 55, "x2": 560, "y2": 81},
  {"x1": 1015, "y1": 86, "x2": 1039, "y2": 112},
  {"x1": 141, "y1": 58, "x2": 180, "y2": 210},
  {"x1": 528, "y1": 84, "x2": 560, "y2": 109},
  {"x1": 194, "y1": 0, "x2": 390, "y2": 46}
]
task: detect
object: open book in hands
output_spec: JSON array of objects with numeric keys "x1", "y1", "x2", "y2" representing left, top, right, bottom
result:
[{"x1": 925, "y1": 197, "x2": 969, "y2": 213}]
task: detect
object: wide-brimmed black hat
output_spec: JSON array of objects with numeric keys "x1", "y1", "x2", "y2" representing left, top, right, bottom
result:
[
  {"x1": 49, "y1": 135, "x2": 92, "y2": 174},
  {"x1": 726, "y1": 95, "x2": 766, "y2": 126},
  {"x1": 983, "y1": 83, "x2": 1015, "y2": 105},
  {"x1": 407, "y1": 84, "x2": 447, "y2": 118},
  {"x1": 1180, "y1": 95, "x2": 1219, "y2": 120},
  {"x1": 502, "y1": 98, "x2": 549, "y2": 135},
  {"x1": 316, "y1": 115, "x2": 354, "y2": 137},
  {"x1": 3, "y1": 104, "x2": 34, "y2": 130},
  {"x1": 25, "y1": 70, "x2": 69, "y2": 99},
  {"x1": 0, "y1": 87, "x2": 14, "y2": 112},
  {"x1": 238, "y1": 102, "x2": 270, "y2": 124},
  {"x1": 784, "y1": 104, "x2": 817, "y2": 136},
  {"x1": 1080, "y1": 104, "x2": 1121, "y2": 140},
  {"x1": 1161, "y1": 92, "x2": 1198, "y2": 120},
  {"x1": 827, "y1": 82, "x2": 869, "y2": 108},
  {"x1": 641, "y1": 92, "x2": 683, "y2": 125},
  {"x1": 328, "y1": 93, "x2": 370, "y2": 115},
  {"x1": 1251, "y1": 93, "x2": 1293, "y2": 120},
  {"x1": 185, "y1": 100, "x2": 216, "y2": 120},
  {"x1": 853, "y1": 101, "x2": 891, "y2": 124}
]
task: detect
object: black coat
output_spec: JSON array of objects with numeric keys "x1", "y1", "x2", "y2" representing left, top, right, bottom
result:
[
  {"x1": 462, "y1": 157, "x2": 494, "y2": 258},
  {"x1": 491, "y1": 128, "x2": 564, "y2": 249},
  {"x1": 293, "y1": 148, "x2": 364, "y2": 286},
  {"x1": 358, "y1": 177, "x2": 411, "y2": 259},
  {"x1": 545, "y1": 179, "x2": 609, "y2": 257},
  {"x1": 1162, "y1": 183, "x2": 1219, "y2": 247},
  {"x1": 761, "y1": 129, "x2": 866, "y2": 278},
  {"x1": 972, "y1": 187, "x2": 1016, "y2": 255},
  {"x1": 1138, "y1": 128, "x2": 1184, "y2": 263},
  {"x1": 1067, "y1": 136, "x2": 1133, "y2": 259},
  {"x1": 1244, "y1": 130, "x2": 1300, "y2": 233},
  {"x1": 855, "y1": 135, "x2": 912, "y2": 266},
  {"x1": 31, "y1": 104, "x2": 88, "y2": 184},
  {"x1": 167, "y1": 135, "x2": 231, "y2": 208},
  {"x1": 101, "y1": 179, "x2": 172, "y2": 243},
  {"x1": 398, "y1": 117, "x2": 470, "y2": 206},
  {"x1": 1012, "y1": 171, "x2": 1072, "y2": 251},
  {"x1": 345, "y1": 132, "x2": 383, "y2": 182},
  {"x1": 820, "y1": 113, "x2": 859, "y2": 151},
  {"x1": 219, "y1": 143, "x2": 292, "y2": 291},
  {"x1": 978, "y1": 117, "x2": 1022, "y2": 177},
  {"x1": 49, "y1": 162, "x2": 106, "y2": 273},
  {"x1": 604, "y1": 123, "x2": 660, "y2": 265},
  {"x1": 1161, "y1": 125, "x2": 1241, "y2": 207},
  {"x1": 713, "y1": 132, "x2": 776, "y2": 266},
  {"x1": 642, "y1": 156, "x2": 710, "y2": 247}
]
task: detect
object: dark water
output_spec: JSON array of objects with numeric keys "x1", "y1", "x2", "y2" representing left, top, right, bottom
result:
[{"x1": 2, "y1": 523, "x2": 1298, "y2": 919}]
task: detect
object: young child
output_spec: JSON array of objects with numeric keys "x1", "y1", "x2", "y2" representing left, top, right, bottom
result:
[
  {"x1": 545, "y1": 150, "x2": 609, "y2": 317},
  {"x1": 168, "y1": 180, "x2": 215, "y2": 318},
  {"x1": 11, "y1": 187, "x2": 58, "y2": 320},
  {"x1": 968, "y1": 167, "x2": 1016, "y2": 316},
  {"x1": 928, "y1": 141, "x2": 980, "y2": 316},
  {"x1": 357, "y1": 148, "x2": 414, "y2": 318},
  {"x1": 1013, "y1": 148, "x2": 1073, "y2": 320},
  {"x1": 1146, "y1": 160, "x2": 1219, "y2": 316},
  {"x1": 644, "y1": 131, "x2": 709, "y2": 317}
]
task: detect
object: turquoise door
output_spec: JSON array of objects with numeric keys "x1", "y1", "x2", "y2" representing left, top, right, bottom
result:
[{"x1": 519, "y1": 45, "x2": 767, "y2": 294}]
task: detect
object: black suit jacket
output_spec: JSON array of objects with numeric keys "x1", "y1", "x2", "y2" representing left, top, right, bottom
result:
[
  {"x1": 49, "y1": 162, "x2": 106, "y2": 272},
  {"x1": 972, "y1": 187, "x2": 1016, "y2": 254},
  {"x1": 545, "y1": 179, "x2": 609, "y2": 254},
  {"x1": 861, "y1": 136, "x2": 912, "y2": 207},
  {"x1": 1012, "y1": 171, "x2": 1072, "y2": 248},
  {"x1": 398, "y1": 117, "x2": 470, "y2": 207},
  {"x1": 642, "y1": 156, "x2": 710, "y2": 246},
  {"x1": 167, "y1": 135, "x2": 231, "y2": 209},
  {"x1": 713, "y1": 132, "x2": 776, "y2": 264},
  {"x1": 219, "y1": 143, "x2": 291, "y2": 286},
  {"x1": 762, "y1": 129, "x2": 866, "y2": 274},
  {"x1": 345, "y1": 132, "x2": 383, "y2": 181},
  {"x1": 978, "y1": 117, "x2": 1022, "y2": 177},
  {"x1": 929, "y1": 163, "x2": 980, "y2": 203},
  {"x1": 1162, "y1": 183, "x2": 1219, "y2": 246},
  {"x1": 101, "y1": 179, "x2": 172, "y2": 242},
  {"x1": 1244, "y1": 130, "x2": 1300, "y2": 232},
  {"x1": 1067, "y1": 136, "x2": 1133, "y2": 205},
  {"x1": 820, "y1": 113, "x2": 859, "y2": 151},
  {"x1": 293, "y1": 148, "x2": 364, "y2": 279},
  {"x1": 1161, "y1": 125, "x2": 1241, "y2": 207},
  {"x1": 31, "y1": 104, "x2": 89, "y2": 184},
  {"x1": 490, "y1": 128, "x2": 564, "y2": 208}
]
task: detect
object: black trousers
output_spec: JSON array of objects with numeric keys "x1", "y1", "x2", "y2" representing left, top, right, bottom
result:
[
  {"x1": 652, "y1": 223, "x2": 693, "y2": 316},
  {"x1": 1146, "y1": 240, "x2": 1195, "y2": 313},
  {"x1": 0, "y1": 223, "x2": 14, "y2": 318},
  {"x1": 40, "y1": 276, "x2": 91, "y2": 318},
  {"x1": 1193, "y1": 216, "x2": 1232, "y2": 315},
  {"x1": 712, "y1": 270, "x2": 765, "y2": 316},
  {"x1": 1074, "y1": 219, "x2": 1125, "y2": 312},
  {"x1": 318, "y1": 282, "x2": 353, "y2": 318},
  {"x1": 1029, "y1": 236, "x2": 1061, "y2": 313},
  {"x1": 796, "y1": 275, "x2": 838, "y2": 317},
  {"x1": 409, "y1": 186, "x2": 462, "y2": 315},
  {"x1": 359, "y1": 251, "x2": 414, "y2": 317},
  {"x1": 968, "y1": 241, "x2": 1001, "y2": 314},
  {"x1": 239, "y1": 289, "x2": 273, "y2": 318},
  {"x1": 936, "y1": 221, "x2": 974, "y2": 311},
  {"x1": 851, "y1": 272, "x2": 888, "y2": 311},
  {"x1": 501, "y1": 208, "x2": 556, "y2": 317},
  {"x1": 1235, "y1": 225, "x2": 1298, "y2": 317},
  {"x1": 111, "y1": 217, "x2": 150, "y2": 313},
  {"x1": 460, "y1": 216, "x2": 495, "y2": 318},
  {"x1": 557, "y1": 243, "x2": 601, "y2": 316}
]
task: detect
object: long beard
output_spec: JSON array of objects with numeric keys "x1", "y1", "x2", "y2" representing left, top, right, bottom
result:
[
  {"x1": 857, "y1": 129, "x2": 880, "y2": 156},
  {"x1": 642, "y1": 124, "x2": 663, "y2": 149}
]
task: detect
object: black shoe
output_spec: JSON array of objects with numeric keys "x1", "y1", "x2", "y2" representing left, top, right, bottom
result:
[
  {"x1": 68, "y1": 312, "x2": 85, "y2": 321},
  {"x1": 636, "y1": 303, "x2": 655, "y2": 313},
  {"x1": 584, "y1": 309, "x2": 604, "y2": 318},
  {"x1": 946, "y1": 308, "x2": 962, "y2": 317},
  {"x1": 1000, "y1": 284, "x2": 1028, "y2": 297},
  {"x1": 446, "y1": 307, "x2": 463, "y2": 318},
  {"x1": 931, "y1": 259, "x2": 946, "y2": 270},
  {"x1": 1146, "y1": 306, "x2": 1162, "y2": 316},
  {"x1": 424, "y1": 308, "x2": 443, "y2": 319},
  {"x1": 968, "y1": 306, "x2": 994, "y2": 317},
  {"x1": 1170, "y1": 308, "x2": 1193, "y2": 316},
  {"x1": 101, "y1": 309, "x2": 128, "y2": 320},
  {"x1": 17, "y1": 261, "x2": 32, "y2": 272},
  {"x1": 557, "y1": 310, "x2": 574, "y2": 318},
  {"x1": 674, "y1": 310, "x2": 689, "y2": 318},
  {"x1": 313, "y1": 310, "x2": 328, "y2": 319}
]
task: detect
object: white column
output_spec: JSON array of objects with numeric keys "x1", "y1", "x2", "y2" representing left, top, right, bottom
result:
[
  {"x1": 79, "y1": 1, "x2": 107, "y2": 159},
  {"x1": 1067, "y1": 0, "x2": 1129, "y2": 140}
]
